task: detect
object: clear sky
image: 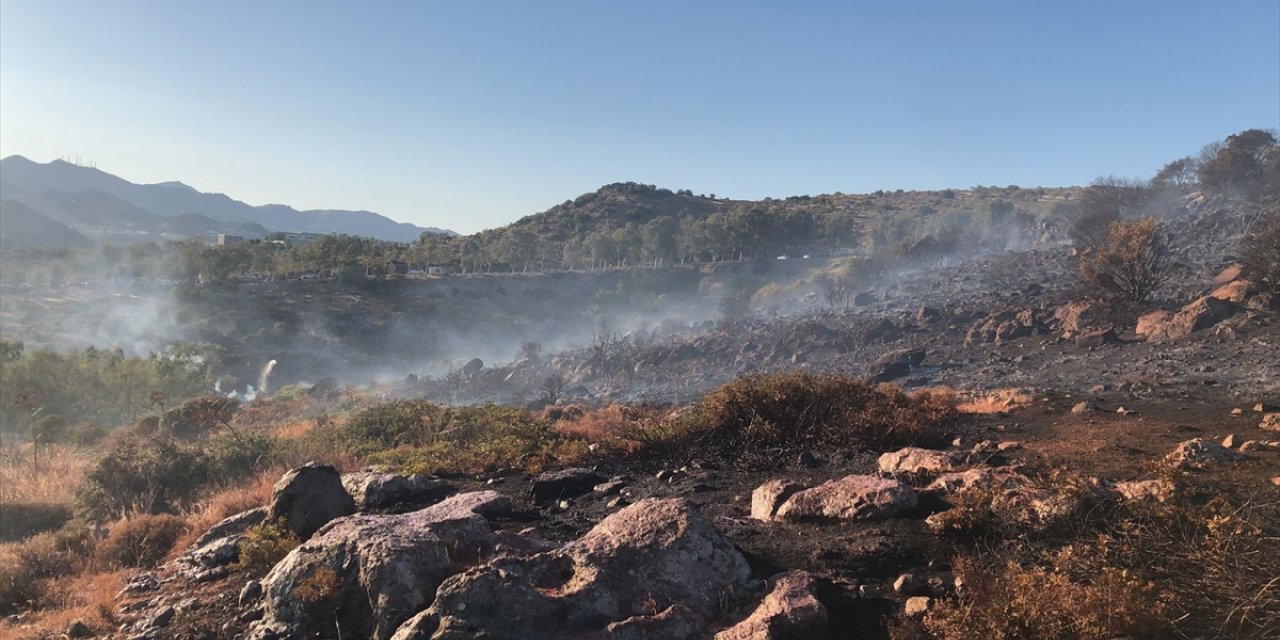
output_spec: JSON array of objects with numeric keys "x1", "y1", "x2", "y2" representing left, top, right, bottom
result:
[{"x1": 2, "y1": 1, "x2": 1277, "y2": 234}]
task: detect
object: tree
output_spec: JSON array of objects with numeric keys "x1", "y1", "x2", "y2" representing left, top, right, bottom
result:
[
  {"x1": 1197, "y1": 129, "x2": 1278, "y2": 198},
  {"x1": 1240, "y1": 211, "x2": 1280, "y2": 297},
  {"x1": 1152, "y1": 157, "x2": 1197, "y2": 190},
  {"x1": 1078, "y1": 217, "x2": 1170, "y2": 302}
]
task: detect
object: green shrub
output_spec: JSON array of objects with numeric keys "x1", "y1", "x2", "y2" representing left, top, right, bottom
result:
[
  {"x1": 161, "y1": 396, "x2": 240, "y2": 440},
  {"x1": 75, "y1": 436, "x2": 212, "y2": 520},
  {"x1": 235, "y1": 518, "x2": 300, "y2": 573},
  {"x1": 207, "y1": 430, "x2": 276, "y2": 478},
  {"x1": 98, "y1": 514, "x2": 189, "y2": 568}
]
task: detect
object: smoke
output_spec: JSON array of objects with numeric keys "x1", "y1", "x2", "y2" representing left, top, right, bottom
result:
[{"x1": 259, "y1": 359, "x2": 278, "y2": 395}]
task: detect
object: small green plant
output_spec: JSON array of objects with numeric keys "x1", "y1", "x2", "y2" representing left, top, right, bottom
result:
[{"x1": 235, "y1": 518, "x2": 300, "y2": 573}]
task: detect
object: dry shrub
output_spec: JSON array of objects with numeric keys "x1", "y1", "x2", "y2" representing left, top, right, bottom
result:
[
  {"x1": 1077, "y1": 217, "x2": 1170, "y2": 302},
  {"x1": 98, "y1": 514, "x2": 189, "y2": 569},
  {"x1": 924, "y1": 556, "x2": 1169, "y2": 640},
  {"x1": 0, "y1": 569, "x2": 126, "y2": 639},
  {"x1": 552, "y1": 404, "x2": 664, "y2": 443},
  {"x1": 635, "y1": 373, "x2": 957, "y2": 466},
  {"x1": 0, "y1": 523, "x2": 94, "y2": 615}
]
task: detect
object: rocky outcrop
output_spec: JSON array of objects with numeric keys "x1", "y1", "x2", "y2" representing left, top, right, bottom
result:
[
  {"x1": 773, "y1": 475, "x2": 918, "y2": 523},
  {"x1": 248, "y1": 491, "x2": 516, "y2": 640},
  {"x1": 1260, "y1": 414, "x2": 1280, "y2": 432},
  {"x1": 714, "y1": 570, "x2": 827, "y2": 640},
  {"x1": 925, "y1": 466, "x2": 1031, "y2": 495},
  {"x1": 1138, "y1": 296, "x2": 1239, "y2": 342},
  {"x1": 408, "y1": 498, "x2": 754, "y2": 640},
  {"x1": 268, "y1": 463, "x2": 356, "y2": 539},
  {"x1": 1053, "y1": 301, "x2": 1111, "y2": 337},
  {"x1": 173, "y1": 507, "x2": 268, "y2": 578},
  {"x1": 341, "y1": 471, "x2": 455, "y2": 511},
  {"x1": 878, "y1": 447, "x2": 957, "y2": 475}
]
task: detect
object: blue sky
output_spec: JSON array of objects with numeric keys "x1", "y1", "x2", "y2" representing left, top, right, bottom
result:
[{"x1": 2, "y1": 1, "x2": 1277, "y2": 234}]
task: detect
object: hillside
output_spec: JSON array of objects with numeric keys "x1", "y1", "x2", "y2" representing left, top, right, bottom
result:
[
  {"x1": 0, "y1": 156, "x2": 455, "y2": 243},
  {"x1": 0, "y1": 199, "x2": 92, "y2": 249}
]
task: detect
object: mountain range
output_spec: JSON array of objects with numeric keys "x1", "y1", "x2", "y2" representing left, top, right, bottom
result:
[{"x1": 0, "y1": 155, "x2": 455, "y2": 247}]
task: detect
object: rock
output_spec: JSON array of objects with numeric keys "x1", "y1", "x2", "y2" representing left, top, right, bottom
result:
[
  {"x1": 1231, "y1": 407, "x2": 1245, "y2": 416},
  {"x1": 342, "y1": 472, "x2": 456, "y2": 511},
  {"x1": 239, "y1": 580, "x2": 263, "y2": 608},
  {"x1": 1135, "y1": 310, "x2": 1174, "y2": 340},
  {"x1": 1272, "y1": 477, "x2": 1280, "y2": 487},
  {"x1": 1140, "y1": 296, "x2": 1239, "y2": 342},
  {"x1": 145, "y1": 606, "x2": 174, "y2": 629},
  {"x1": 593, "y1": 479, "x2": 628, "y2": 496},
  {"x1": 530, "y1": 467, "x2": 606, "y2": 505},
  {"x1": 751, "y1": 479, "x2": 806, "y2": 522},
  {"x1": 714, "y1": 570, "x2": 828, "y2": 640},
  {"x1": 893, "y1": 573, "x2": 926, "y2": 596},
  {"x1": 869, "y1": 347, "x2": 926, "y2": 382},
  {"x1": 1212, "y1": 263, "x2": 1245, "y2": 286},
  {"x1": 1113, "y1": 479, "x2": 1173, "y2": 502},
  {"x1": 416, "y1": 498, "x2": 754, "y2": 640},
  {"x1": 66, "y1": 619, "x2": 94, "y2": 638},
  {"x1": 1222, "y1": 434, "x2": 1238, "y2": 449},
  {"x1": 1210, "y1": 279, "x2": 1252, "y2": 304},
  {"x1": 996, "y1": 441, "x2": 1022, "y2": 452},
  {"x1": 926, "y1": 467, "x2": 1030, "y2": 495},
  {"x1": 1071, "y1": 401, "x2": 1098, "y2": 415},
  {"x1": 1054, "y1": 301, "x2": 1110, "y2": 336},
  {"x1": 461, "y1": 358, "x2": 484, "y2": 375},
  {"x1": 1239, "y1": 440, "x2": 1260, "y2": 452},
  {"x1": 966, "y1": 309, "x2": 1048, "y2": 345},
  {"x1": 1165, "y1": 438, "x2": 1240, "y2": 469},
  {"x1": 268, "y1": 463, "x2": 356, "y2": 540},
  {"x1": 249, "y1": 492, "x2": 517, "y2": 640},
  {"x1": 1075, "y1": 328, "x2": 1122, "y2": 347},
  {"x1": 1255, "y1": 403, "x2": 1279, "y2": 413},
  {"x1": 877, "y1": 448, "x2": 957, "y2": 475},
  {"x1": 192, "y1": 507, "x2": 268, "y2": 548},
  {"x1": 1260, "y1": 414, "x2": 1280, "y2": 432},
  {"x1": 797, "y1": 449, "x2": 819, "y2": 467},
  {"x1": 904, "y1": 596, "x2": 931, "y2": 617},
  {"x1": 989, "y1": 487, "x2": 1083, "y2": 530},
  {"x1": 773, "y1": 475, "x2": 918, "y2": 523}
]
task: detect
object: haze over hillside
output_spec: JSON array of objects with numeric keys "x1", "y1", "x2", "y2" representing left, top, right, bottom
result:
[{"x1": 0, "y1": 155, "x2": 456, "y2": 245}]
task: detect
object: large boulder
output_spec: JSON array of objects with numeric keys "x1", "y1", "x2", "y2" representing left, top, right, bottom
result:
[
  {"x1": 341, "y1": 472, "x2": 456, "y2": 511},
  {"x1": 925, "y1": 466, "x2": 1031, "y2": 495},
  {"x1": 268, "y1": 463, "x2": 356, "y2": 540},
  {"x1": 878, "y1": 447, "x2": 957, "y2": 475},
  {"x1": 1139, "y1": 296, "x2": 1239, "y2": 342},
  {"x1": 773, "y1": 475, "x2": 918, "y2": 523},
  {"x1": 529, "y1": 467, "x2": 606, "y2": 505},
  {"x1": 965, "y1": 309, "x2": 1048, "y2": 345},
  {"x1": 248, "y1": 491, "x2": 518, "y2": 640},
  {"x1": 173, "y1": 507, "x2": 267, "y2": 575},
  {"x1": 714, "y1": 570, "x2": 828, "y2": 640},
  {"x1": 409, "y1": 498, "x2": 754, "y2": 640}
]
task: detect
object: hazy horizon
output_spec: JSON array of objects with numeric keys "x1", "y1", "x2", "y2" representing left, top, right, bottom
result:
[{"x1": 2, "y1": 1, "x2": 1278, "y2": 234}]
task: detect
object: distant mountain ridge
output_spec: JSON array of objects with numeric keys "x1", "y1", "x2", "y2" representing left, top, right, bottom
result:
[{"x1": 0, "y1": 155, "x2": 456, "y2": 245}]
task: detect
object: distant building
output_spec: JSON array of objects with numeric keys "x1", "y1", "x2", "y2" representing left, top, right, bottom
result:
[
  {"x1": 281, "y1": 232, "x2": 323, "y2": 247},
  {"x1": 217, "y1": 234, "x2": 246, "y2": 246}
]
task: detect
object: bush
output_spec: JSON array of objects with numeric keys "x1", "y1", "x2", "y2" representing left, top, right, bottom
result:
[
  {"x1": 75, "y1": 436, "x2": 212, "y2": 520},
  {"x1": 633, "y1": 373, "x2": 956, "y2": 467},
  {"x1": 1078, "y1": 217, "x2": 1170, "y2": 302},
  {"x1": 0, "y1": 522, "x2": 93, "y2": 614},
  {"x1": 98, "y1": 514, "x2": 189, "y2": 569},
  {"x1": 0, "y1": 503, "x2": 72, "y2": 542},
  {"x1": 207, "y1": 430, "x2": 276, "y2": 478},
  {"x1": 923, "y1": 557, "x2": 1169, "y2": 640},
  {"x1": 161, "y1": 396, "x2": 240, "y2": 440},
  {"x1": 235, "y1": 518, "x2": 300, "y2": 573}
]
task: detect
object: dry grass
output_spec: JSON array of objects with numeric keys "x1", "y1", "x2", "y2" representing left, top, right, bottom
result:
[
  {"x1": 549, "y1": 404, "x2": 664, "y2": 443},
  {"x1": 915, "y1": 387, "x2": 1034, "y2": 415},
  {"x1": 0, "y1": 445, "x2": 94, "y2": 505},
  {"x1": 167, "y1": 471, "x2": 278, "y2": 561},
  {"x1": 0, "y1": 569, "x2": 127, "y2": 639}
]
